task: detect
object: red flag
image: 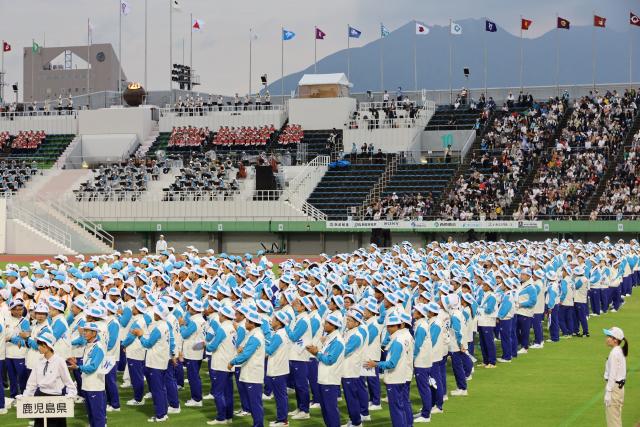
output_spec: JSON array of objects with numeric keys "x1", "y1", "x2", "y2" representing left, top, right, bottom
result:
[
  {"x1": 631, "y1": 12, "x2": 640, "y2": 27},
  {"x1": 2, "y1": 41, "x2": 10, "y2": 52},
  {"x1": 594, "y1": 15, "x2": 606, "y2": 28},
  {"x1": 557, "y1": 17, "x2": 570, "y2": 29},
  {"x1": 315, "y1": 27, "x2": 326, "y2": 40},
  {"x1": 521, "y1": 18, "x2": 533, "y2": 31}
]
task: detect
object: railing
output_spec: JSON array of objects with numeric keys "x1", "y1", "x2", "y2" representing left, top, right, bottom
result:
[
  {"x1": 396, "y1": 150, "x2": 462, "y2": 164},
  {"x1": 281, "y1": 155, "x2": 330, "y2": 221},
  {"x1": 7, "y1": 201, "x2": 72, "y2": 249},
  {"x1": 37, "y1": 195, "x2": 114, "y2": 250},
  {"x1": 159, "y1": 104, "x2": 284, "y2": 115},
  {"x1": 460, "y1": 130, "x2": 477, "y2": 159},
  {"x1": 0, "y1": 110, "x2": 79, "y2": 119},
  {"x1": 357, "y1": 100, "x2": 423, "y2": 111}
]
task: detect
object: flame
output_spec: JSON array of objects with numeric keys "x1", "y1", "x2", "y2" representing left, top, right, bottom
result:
[{"x1": 128, "y1": 83, "x2": 142, "y2": 90}]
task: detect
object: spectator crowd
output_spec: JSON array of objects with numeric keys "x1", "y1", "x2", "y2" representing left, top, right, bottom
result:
[
  {"x1": 364, "y1": 192, "x2": 435, "y2": 220},
  {"x1": 164, "y1": 153, "x2": 242, "y2": 200},
  {"x1": 11, "y1": 130, "x2": 46, "y2": 150},
  {"x1": 168, "y1": 126, "x2": 212, "y2": 149}
]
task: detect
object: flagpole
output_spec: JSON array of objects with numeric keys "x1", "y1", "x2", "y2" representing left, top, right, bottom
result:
[
  {"x1": 281, "y1": 26, "x2": 284, "y2": 101},
  {"x1": 483, "y1": 26, "x2": 487, "y2": 97},
  {"x1": 630, "y1": 23, "x2": 633, "y2": 90},
  {"x1": 347, "y1": 25, "x2": 350, "y2": 80},
  {"x1": 449, "y1": 19, "x2": 453, "y2": 105},
  {"x1": 413, "y1": 24, "x2": 417, "y2": 92},
  {"x1": 169, "y1": 0, "x2": 173, "y2": 102},
  {"x1": 314, "y1": 26, "x2": 317, "y2": 73},
  {"x1": 1, "y1": 41, "x2": 4, "y2": 104},
  {"x1": 87, "y1": 20, "x2": 91, "y2": 106},
  {"x1": 519, "y1": 15, "x2": 523, "y2": 92},
  {"x1": 144, "y1": 0, "x2": 148, "y2": 90},
  {"x1": 592, "y1": 11, "x2": 596, "y2": 90},
  {"x1": 556, "y1": 13, "x2": 560, "y2": 96},
  {"x1": 190, "y1": 13, "x2": 193, "y2": 91},
  {"x1": 119, "y1": 0, "x2": 122, "y2": 103},
  {"x1": 249, "y1": 28, "x2": 253, "y2": 96},
  {"x1": 380, "y1": 28, "x2": 384, "y2": 92}
]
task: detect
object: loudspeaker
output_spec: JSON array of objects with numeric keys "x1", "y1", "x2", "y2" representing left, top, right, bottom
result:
[
  {"x1": 463, "y1": 67, "x2": 470, "y2": 77},
  {"x1": 261, "y1": 74, "x2": 268, "y2": 85},
  {"x1": 255, "y1": 166, "x2": 276, "y2": 191}
]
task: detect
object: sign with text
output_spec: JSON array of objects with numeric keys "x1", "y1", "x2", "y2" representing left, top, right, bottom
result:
[
  {"x1": 326, "y1": 220, "x2": 543, "y2": 230},
  {"x1": 16, "y1": 396, "x2": 74, "y2": 419}
]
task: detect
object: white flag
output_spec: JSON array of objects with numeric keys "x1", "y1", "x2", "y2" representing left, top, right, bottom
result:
[
  {"x1": 120, "y1": 0, "x2": 131, "y2": 16},
  {"x1": 415, "y1": 22, "x2": 429, "y2": 35},
  {"x1": 450, "y1": 21, "x2": 462, "y2": 35},
  {"x1": 171, "y1": 0, "x2": 182, "y2": 10}
]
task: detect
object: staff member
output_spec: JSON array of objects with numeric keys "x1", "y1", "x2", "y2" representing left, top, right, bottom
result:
[
  {"x1": 603, "y1": 327, "x2": 628, "y2": 427},
  {"x1": 23, "y1": 331, "x2": 77, "y2": 427}
]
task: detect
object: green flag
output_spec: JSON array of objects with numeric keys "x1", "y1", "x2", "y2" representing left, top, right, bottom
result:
[
  {"x1": 441, "y1": 133, "x2": 453, "y2": 148},
  {"x1": 32, "y1": 40, "x2": 40, "y2": 53}
]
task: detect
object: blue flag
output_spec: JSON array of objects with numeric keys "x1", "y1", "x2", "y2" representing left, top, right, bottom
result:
[
  {"x1": 282, "y1": 29, "x2": 295, "y2": 41},
  {"x1": 485, "y1": 20, "x2": 497, "y2": 32},
  {"x1": 380, "y1": 23, "x2": 390, "y2": 38},
  {"x1": 348, "y1": 26, "x2": 362, "y2": 38}
]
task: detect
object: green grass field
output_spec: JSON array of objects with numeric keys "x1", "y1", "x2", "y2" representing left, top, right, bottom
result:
[{"x1": 2, "y1": 289, "x2": 639, "y2": 426}]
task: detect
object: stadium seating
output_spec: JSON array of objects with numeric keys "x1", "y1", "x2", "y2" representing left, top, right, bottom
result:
[
  {"x1": 307, "y1": 163, "x2": 386, "y2": 219},
  {"x1": 424, "y1": 105, "x2": 486, "y2": 131},
  {"x1": 0, "y1": 133, "x2": 74, "y2": 167},
  {"x1": 0, "y1": 159, "x2": 38, "y2": 195}
]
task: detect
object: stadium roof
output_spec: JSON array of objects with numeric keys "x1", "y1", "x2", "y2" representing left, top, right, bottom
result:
[{"x1": 298, "y1": 73, "x2": 352, "y2": 87}]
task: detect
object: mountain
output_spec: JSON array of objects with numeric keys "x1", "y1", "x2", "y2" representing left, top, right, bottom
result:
[{"x1": 268, "y1": 18, "x2": 639, "y2": 95}]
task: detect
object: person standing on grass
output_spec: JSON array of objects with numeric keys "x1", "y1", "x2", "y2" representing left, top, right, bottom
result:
[
  {"x1": 342, "y1": 309, "x2": 368, "y2": 427},
  {"x1": 180, "y1": 300, "x2": 206, "y2": 408},
  {"x1": 477, "y1": 279, "x2": 498, "y2": 368},
  {"x1": 412, "y1": 303, "x2": 433, "y2": 424},
  {"x1": 515, "y1": 266, "x2": 537, "y2": 354},
  {"x1": 307, "y1": 312, "x2": 345, "y2": 427},
  {"x1": 603, "y1": 327, "x2": 628, "y2": 427},
  {"x1": 206, "y1": 304, "x2": 237, "y2": 425},
  {"x1": 121, "y1": 300, "x2": 150, "y2": 407},
  {"x1": 265, "y1": 310, "x2": 292, "y2": 427},
  {"x1": 6, "y1": 300, "x2": 31, "y2": 398},
  {"x1": 361, "y1": 300, "x2": 383, "y2": 412},
  {"x1": 228, "y1": 309, "x2": 265, "y2": 427}
]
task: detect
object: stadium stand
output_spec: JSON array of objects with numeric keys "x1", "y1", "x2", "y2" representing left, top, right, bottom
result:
[
  {"x1": 424, "y1": 105, "x2": 488, "y2": 131},
  {"x1": 74, "y1": 158, "x2": 160, "y2": 201},
  {"x1": 0, "y1": 159, "x2": 39, "y2": 195}
]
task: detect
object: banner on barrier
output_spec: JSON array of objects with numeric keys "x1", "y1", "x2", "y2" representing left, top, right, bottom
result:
[{"x1": 325, "y1": 220, "x2": 543, "y2": 230}]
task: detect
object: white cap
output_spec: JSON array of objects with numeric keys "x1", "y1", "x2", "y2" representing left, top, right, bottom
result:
[{"x1": 603, "y1": 327, "x2": 624, "y2": 341}]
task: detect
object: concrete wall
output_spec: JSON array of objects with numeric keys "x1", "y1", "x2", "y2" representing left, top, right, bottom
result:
[
  {"x1": 78, "y1": 106, "x2": 154, "y2": 143},
  {"x1": 159, "y1": 109, "x2": 286, "y2": 132},
  {"x1": 76, "y1": 134, "x2": 138, "y2": 163},
  {"x1": 288, "y1": 97, "x2": 356, "y2": 130},
  {"x1": 343, "y1": 127, "x2": 421, "y2": 154},
  {"x1": 421, "y1": 129, "x2": 475, "y2": 152},
  {"x1": 0, "y1": 114, "x2": 78, "y2": 134},
  {"x1": 5, "y1": 219, "x2": 74, "y2": 255}
]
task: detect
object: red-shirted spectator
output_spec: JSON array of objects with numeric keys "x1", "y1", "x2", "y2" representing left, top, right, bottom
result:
[{"x1": 12, "y1": 130, "x2": 45, "y2": 150}]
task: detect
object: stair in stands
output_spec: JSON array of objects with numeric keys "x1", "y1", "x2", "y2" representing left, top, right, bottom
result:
[
  {"x1": 424, "y1": 106, "x2": 483, "y2": 131},
  {"x1": 55, "y1": 135, "x2": 82, "y2": 169}
]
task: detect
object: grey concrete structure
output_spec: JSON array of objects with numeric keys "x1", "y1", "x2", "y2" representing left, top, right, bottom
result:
[{"x1": 23, "y1": 43, "x2": 126, "y2": 103}]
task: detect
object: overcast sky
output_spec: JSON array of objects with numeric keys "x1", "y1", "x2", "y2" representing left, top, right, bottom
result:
[{"x1": 0, "y1": 0, "x2": 636, "y2": 97}]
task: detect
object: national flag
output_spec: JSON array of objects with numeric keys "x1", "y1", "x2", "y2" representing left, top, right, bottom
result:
[
  {"x1": 521, "y1": 18, "x2": 532, "y2": 30},
  {"x1": 171, "y1": 0, "x2": 181, "y2": 10},
  {"x1": 348, "y1": 26, "x2": 362, "y2": 38},
  {"x1": 192, "y1": 18, "x2": 204, "y2": 32},
  {"x1": 315, "y1": 27, "x2": 326, "y2": 40},
  {"x1": 32, "y1": 40, "x2": 40, "y2": 53},
  {"x1": 380, "y1": 23, "x2": 390, "y2": 38},
  {"x1": 450, "y1": 21, "x2": 462, "y2": 35},
  {"x1": 415, "y1": 22, "x2": 429, "y2": 35},
  {"x1": 594, "y1": 15, "x2": 606, "y2": 28},
  {"x1": 631, "y1": 12, "x2": 640, "y2": 27},
  {"x1": 2, "y1": 41, "x2": 11, "y2": 52},
  {"x1": 282, "y1": 29, "x2": 295, "y2": 41},
  {"x1": 485, "y1": 20, "x2": 497, "y2": 32},
  {"x1": 120, "y1": 0, "x2": 131, "y2": 16},
  {"x1": 557, "y1": 17, "x2": 570, "y2": 29}
]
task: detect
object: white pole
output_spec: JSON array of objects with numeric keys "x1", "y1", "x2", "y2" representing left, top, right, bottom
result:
[
  {"x1": 87, "y1": 21, "x2": 90, "y2": 104},
  {"x1": 592, "y1": 11, "x2": 596, "y2": 90},
  {"x1": 380, "y1": 26, "x2": 384, "y2": 92},
  {"x1": 314, "y1": 26, "x2": 317, "y2": 73},
  {"x1": 144, "y1": 0, "x2": 148, "y2": 89},
  {"x1": 169, "y1": 0, "x2": 173, "y2": 100},
  {"x1": 449, "y1": 19, "x2": 453, "y2": 104},
  {"x1": 1, "y1": 41, "x2": 4, "y2": 104},
  {"x1": 347, "y1": 25, "x2": 350, "y2": 80},
  {"x1": 190, "y1": 13, "x2": 193, "y2": 91},
  {"x1": 483, "y1": 28, "x2": 487, "y2": 96},
  {"x1": 119, "y1": 0, "x2": 122, "y2": 102},
  {"x1": 281, "y1": 27, "x2": 284, "y2": 101},
  {"x1": 519, "y1": 15, "x2": 524, "y2": 92},
  {"x1": 31, "y1": 39, "x2": 35, "y2": 102},
  {"x1": 413, "y1": 27, "x2": 417, "y2": 92},
  {"x1": 249, "y1": 29, "x2": 253, "y2": 96},
  {"x1": 630, "y1": 25, "x2": 633, "y2": 90},
  {"x1": 555, "y1": 14, "x2": 560, "y2": 97}
]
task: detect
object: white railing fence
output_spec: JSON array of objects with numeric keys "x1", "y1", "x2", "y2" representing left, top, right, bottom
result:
[
  {"x1": 6, "y1": 200, "x2": 72, "y2": 249},
  {"x1": 282, "y1": 155, "x2": 330, "y2": 221}
]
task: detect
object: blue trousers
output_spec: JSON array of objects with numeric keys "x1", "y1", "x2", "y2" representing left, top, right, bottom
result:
[
  {"x1": 357, "y1": 377, "x2": 370, "y2": 417},
  {"x1": 71, "y1": 357, "x2": 84, "y2": 398},
  {"x1": 235, "y1": 368, "x2": 251, "y2": 412},
  {"x1": 386, "y1": 383, "x2": 408, "y2": 427},
  {"x1": 510, "y1": 318, "x2": 519, "y2": 358},
  {"x1": 611, "y1": 287, "x2": 622, "y2": 310},
  {"x1": 105, "y1": 365, "x2": 120, "y2": 409},
  {"x1": 208, "y1": 355, "x2": 215, "y2": 396},
  {"x1": 468, "y1": 333, "x2": 476, "y2": 356},
  {"x1": 318, "y1": 384, "x2": 340, "y2": 427},
  {"x1": 211, "y1": 370, "x2": 233, "y2": 421},
  {"x1": 622, "y1": 276, "x2": 633, "y2": 295},
  {"x1": 532, "y1": 313, "x2": 544, "y2": 345},
  {"x1": 414, "y1": 367, "x2": 432, "y2": 419},
  {"x1": 268, "y1": 374, "x2": 288, "y2": 423},
  {"x1": 84, "y1": 390, "x2": 106, "y2": 427},
  {"x1": 127, "y1": 358, "x2": 145, "y2": 402},
  {"x1": 263, "y1": 361, "x2": 272, "y2": 396},
  {"x1": 600, "y1": 289, "x2": 609, "y2": 313},
  {"x1": 451, "y1": 351, "x2": 467, "y2": 390},
  {"x1": 289, "y1": 360, "x2": 310, "y2": 412},
  {"x1": 404, "y1": 382, "x2": 413, "y2": 427},
  {"x1": 431, "y1": 359, "x2": 444, "y2": 409},
  {"x1": 0, "y1": 360, "x2": 4, "y2": 409},
  {"x1": 366, "y1": 369, "x2": 381, "y2": 405},
  {"x1": 590, "y1": 289, "x2": 602, "y2": 315},
  {"x1": 478, "y1": 326, "x2": 497, "y2": 365},
  {"x1": 516, "y1": 314, "x2": 532, "y2": 350},
  {"x1": 307, "y1": 359, "x2": 320, "y2": 404},
  {"x1": 185, "y1": 358, "x2": 202, "y2": 402},
  {"x1": 439, "y1": 355, "x2": 447, "y2": 395},
  {"x1": 342, "y1": 378, "x2": 363, "y2": 426},
  {"x1": 559, "y1": 305, "x2": 574, "y2": 336},
  {"x1": 6, "y1": 357, "x2": 26, "y2": 398},
  {"x1": 174, "y1": 360, "x2": 184, "y2": 387},
  {"x1": 145, "y1": 367, "x2": 168, "y2": 419},
  {"x1": 164, "y1": 361, "x2": 180, "y2": 409},
  {"x1": 499, "y1": 318, "x2": 513, "y2": 359},
  {"x1": 574, "y1": 302, "x2": 589, "y2": 335},
  {"x1": 549, "y1": 306, "x2": 560, "y2": 342},
  {"x1": 117, "y1": 348, "x2": 126, "y2": 372},
  {"x1": 241, "y1": 381, "x2": 264, "y2": 427}
]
